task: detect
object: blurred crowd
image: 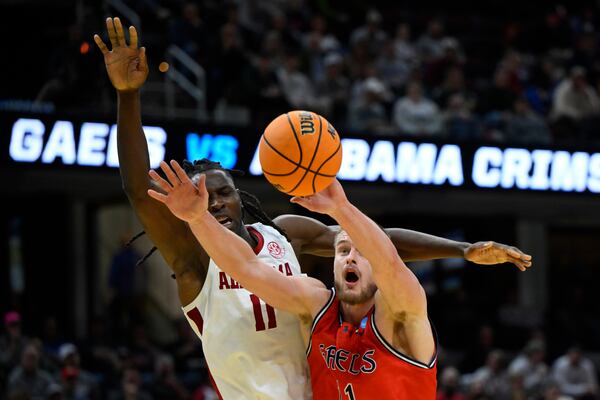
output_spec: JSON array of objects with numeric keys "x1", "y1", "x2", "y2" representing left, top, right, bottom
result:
[
  {"x1": 0, "y1": 310, "x2": 217, "y2": 400},
  {"x1": 29, "y1": 0, "x2": 600, "y2": 146},
  {"x1": 1, "y1": 309, "x2": 598, "y2": 400}
]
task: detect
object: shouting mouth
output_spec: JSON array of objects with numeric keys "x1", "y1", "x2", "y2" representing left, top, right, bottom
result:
[
  {"x1": 215, "y1": 215, "x2": 233, "y2": 229},
  {"x1": 343, "y1": 267, "x2": 360, "y2": 287}
]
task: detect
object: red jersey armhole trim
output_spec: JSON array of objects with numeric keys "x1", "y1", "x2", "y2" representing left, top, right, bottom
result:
[{"x1": 246, "y1": 226, "x2": 264, "y2": 255}]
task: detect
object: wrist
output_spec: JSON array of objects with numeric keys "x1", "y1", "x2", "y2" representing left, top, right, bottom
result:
[
  {"x1": 459, "y1": 242, "x2": 471, "y2": 258},
  {"x1": 187, "y1": 210, "x2": 211, "y2": 227},
  {"x1": 117, "y1": 89, "x2": 140, "y2": 98},
  {"x1": 329, "y1": 199, "x2": 353, "y2": 221}
]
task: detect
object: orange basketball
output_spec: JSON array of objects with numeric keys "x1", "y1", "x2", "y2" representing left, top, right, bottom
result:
[{"x1": 259, "y1": 110, "x2": 343, "y2": 196}]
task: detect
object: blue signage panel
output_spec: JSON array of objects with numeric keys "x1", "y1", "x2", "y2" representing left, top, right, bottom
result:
[{"x1": 3, "y1": 113, "x2": 600, "y2": 195}]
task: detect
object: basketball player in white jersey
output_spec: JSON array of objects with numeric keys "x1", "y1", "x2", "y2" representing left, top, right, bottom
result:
[{"x1": 95, "y1": 17, "x2": 532, "y2": 399}]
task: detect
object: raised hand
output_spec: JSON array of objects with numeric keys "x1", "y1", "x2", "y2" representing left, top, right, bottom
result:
[
  {"x1": 147, "y1": 160, "x2": 208, "y2": 223},
  {"x1": 464, "y1": 241, "x2": 533, "y2": 271},
  {"x1": 93, "y1": 17, "x2": 148, "y2": 92},
  {"x1": 290, "y1": 179, "x2": 348, "y2": 216}
]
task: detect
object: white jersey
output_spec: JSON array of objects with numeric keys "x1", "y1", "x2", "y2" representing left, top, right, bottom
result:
[{"x1": 182, "y1": 223, "x2": 312, "y2": 400}]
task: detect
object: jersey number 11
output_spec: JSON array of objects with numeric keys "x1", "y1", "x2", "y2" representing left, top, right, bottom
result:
[{"x1": 250, "y1": 294, "x2": 277, "y2": 331}]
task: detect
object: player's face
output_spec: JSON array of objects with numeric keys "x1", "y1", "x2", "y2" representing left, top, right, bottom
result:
[
  {"x1": 333, "y1": 232, "x2": 377, "y2": 305},
  {"x1": 191, "y1": 170, "x2": 244, "y2": 235}
]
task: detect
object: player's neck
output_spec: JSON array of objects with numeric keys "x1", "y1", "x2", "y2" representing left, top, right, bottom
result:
[
  {"x1": 240, "y1": 225, "x2": 258, "y2": 249},
  {"x1": 340, "y1": 299, "x2": 374, "y2": 326}
]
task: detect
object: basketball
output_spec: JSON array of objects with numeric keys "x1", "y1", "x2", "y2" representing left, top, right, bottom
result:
[{"x1": 258, "y1": 110, "x2": 343, "y2": 196}]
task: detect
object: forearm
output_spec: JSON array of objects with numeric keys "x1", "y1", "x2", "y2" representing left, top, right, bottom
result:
[
  {"x1": 188, "y1": 213, "x2": 304, "y2": 312},
  {"x1": 117, "y1": 90, "x2": 152, "y2": 197},
  {"x1": 331, "y1": 202, "x2": 400, "y2": 267},
  {"x1": 189, "y1": 213, "x2": 262, "y2": 283},
  {"x1": 387, "y1": 228, "x2": 469, "y2": 261}
]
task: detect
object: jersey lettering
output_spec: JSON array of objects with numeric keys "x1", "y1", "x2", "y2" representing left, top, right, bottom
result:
[
  {"x1": 319, "y1": 344, "x2": 377, "y2": 375},
  {"x1": 219, "y1": 264, "x2": 292, "y2": 290}
]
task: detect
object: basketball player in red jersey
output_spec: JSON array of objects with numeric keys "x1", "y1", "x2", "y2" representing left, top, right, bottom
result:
[
  {"x1": 149, "y1": 162, "x2": 530, "y2": 399},
  {"x1": 95, "y1": 17, "x2": 531, "y2": 398}
]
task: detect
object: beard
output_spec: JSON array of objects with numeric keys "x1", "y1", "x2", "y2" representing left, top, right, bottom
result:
[{"x1": 334, "y1": 280, "x2": 377, "y2": 305}]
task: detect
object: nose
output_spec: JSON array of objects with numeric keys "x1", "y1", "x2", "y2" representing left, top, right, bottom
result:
[
  {"x1": 344, "y1": 248, "x2": 359, "y2": 265},
  {"x1": 208, "y1": 195, "x2": 224, "y2": 212}
]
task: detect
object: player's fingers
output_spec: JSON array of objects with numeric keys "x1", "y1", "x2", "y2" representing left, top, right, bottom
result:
[
  {"x1": 139, "y1": 47, "x2": 148, "y2": 70},
  {"x1": 114, "y1": 17, "x2": 126, "y2": 46},
  {"x1": 106, "y1": 17, "x2": 118, "y2": 48},
  {"x1": 170, "y1": 160, "x2": 190, "y2": 183},
  {"x1": 506, "y1": 247, "x2": 522, "y2": 259},
  {"x1": 93, "y1": 34, "x2": 109, "y2": 54},
  {"x1": 147, "y1": 189, "x2": 168, "y2": 203},
  {"x1": 508, "y1": 256, "x2": 531, "y2": 271},
  {"x1": 128, "y1": 25, "x2": 138, "y2": 49},
  {"x1": 196, "y1": 174, "x2": 207, "y2": 192},
  {"x1": 519, "y1": 251, "x2": 532, "y2": 261},
  {"x1": 148, "y1": 170, "x2": 172, "y2": 192},
  {"x1": 160, "y1": 161, "x2": 181, "y2": 186}
]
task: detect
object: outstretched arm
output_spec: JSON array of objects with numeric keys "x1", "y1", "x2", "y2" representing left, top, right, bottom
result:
[
  {"x1": 291, "y1": 180, "x2": 435, "y2": 363},
  {"x1": 275, "y1": 216, "x2": 532, "y2": 271},
  {"x1": 147, "y1": 161, "x2": 329, "y2": 317},
  {"x1": 291, "y1": 181, "x2": 426, "y2": 315},
  {"x1": 94, "y1": 18, "x2": 208, "y2": 305}
]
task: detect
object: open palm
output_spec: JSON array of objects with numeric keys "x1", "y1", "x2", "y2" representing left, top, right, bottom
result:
[
  {"x1": 147, "y1": 160, "x2": 209, "y2": 223},
  {"x1": 464, "y1": 241, "x2": 533, "y2": 271},
  {"x1": 93, "y1": 17, "x2": 148, "y2": 92}
]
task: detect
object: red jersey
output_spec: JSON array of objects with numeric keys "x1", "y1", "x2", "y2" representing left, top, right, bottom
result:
[{"x1": 307, "y1": 289, "x2": 437, "y2": 400}]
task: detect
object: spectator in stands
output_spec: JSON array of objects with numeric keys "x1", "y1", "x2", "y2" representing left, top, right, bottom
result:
[
  {"x1": 542, "y1": 381, "x2": 575, "y2": 400},
  {"x1": 107, "y1": 368, "x2": 152, "y2": 400},
  {"x1": 552, "y1": 67, "x2": 600, "y2": 122},
  {"x1": 416, "y1": 19, "x2": 447, "y2": 63},
  {"x1": 240, "y1": 53, "x2": 288, "y2": 127},
  {"x1": 551, "y1": 66, "x2": 600, "y2": 143},
  {"x1": 149, "y1": 354, "x2": 189, "y2": 400},
  {"x1": 393, "y1": 23, "x2": 418, "y2": 67},
  {"x1": 376, "y1": 39, "x2": 413, "y2": 92},
  {"x1": 347, "y1": 77, "x2": 391, "y2": 134},
  {"x1": 350, "y1": 9, "x2": 387, "y2": 58},
  {"x1": 7, "y1": 343, "x2": 55, "y2": 400},
  {"x1": 442, "y1": 94, "x2": 480, "y2": 141},
  {"x1": 424, "y1": 37, "x2": 465, "y2": 87},
  {"x1": 1, "y1": 312, "x2": 27, "y2": 379},
  {"x1": 552, "y1": 346, "x2": 598, "y2": 400},
  {"x1": 393, "y1": 80, "x2": 442, "y2": 136},
  {"x1": 463, "y1": 350, "x2": 510, "y2": 400},
  {"x1": 276, "y1": 53, "x2": 321, "y2": 111},
  {"x1": 506, "y1": 98, "x2": 552, "y2": 144},
  {"x1": 302, "y1": 15, "x2": 341, "y2": 82},
  {"x1": 508, "y1": 339, "x2": 549, "y2": 395},
  {"x1": 57, "y1": 343, "x2": 99, "y2": 400},
  {"x1": 437, "y1": 366, "x2": 466, "y2": 400},
  {"x1": 315, "y1": 53, "x2": 350, "y2": 126},
  {"x1": 433, "y1": 66, "x2": 473, "y2": 109},
  {"x1": 524, "y1": 57, "x2": 563, "y2": 115}
]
